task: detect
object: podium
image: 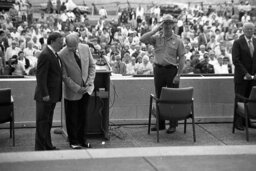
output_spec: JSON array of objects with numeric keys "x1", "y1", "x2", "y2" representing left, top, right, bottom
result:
[
  {"x1": 61, "y1": 70, "x2": 111, "y2": 140},
  {"x1": 86, "y1": 71, "x2": 111, "y2": 139}
]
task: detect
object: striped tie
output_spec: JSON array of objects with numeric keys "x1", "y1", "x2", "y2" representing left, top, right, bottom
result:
[{"x1": 248, "y1": 40, "x2": 254, "y2": 57}]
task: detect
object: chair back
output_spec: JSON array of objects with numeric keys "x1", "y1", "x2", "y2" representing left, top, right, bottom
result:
[
  {"x1": 247, "y1": 86, "x2": 256, "y2": 118},
  {"x1": 0, "y1": 88, "x2": 12, "y2": 123},
  {"x1": 158, "y1": 87, "x2": 193, "y2": 120}
]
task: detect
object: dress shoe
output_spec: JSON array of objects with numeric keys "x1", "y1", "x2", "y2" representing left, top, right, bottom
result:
[
  {"x1": 80, "y1": 142, "x2": 92, "y2": 148},
  {"x1": 47, "y1": 146, "x2": 60, "y2": 150},
  {"x1": 235, "y1": 125, "x2": 244, "y2": 131},
  {"x1": 166, "y1": 127, "x2": 176, "y2": 134},
  {"x1": 248, "y1": 122, "x2": 256, "y2": 129},
  {"x1": 70, "y1": 144, "x2": 82, "y2": 149},
  {"x1": 151, "y1": 127, "x2": 165, "y2": 131}
]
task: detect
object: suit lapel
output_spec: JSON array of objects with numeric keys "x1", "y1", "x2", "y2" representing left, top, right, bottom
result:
[
  {"x1": 253, "y1": 38, "x2": 256, "y2": 58},
  {"x1": 46, "y1": 47, "x2": 62, "y2": 72},
  {"x1": 77, "y1": 45, "x2": 88, "y2": 73},
  {"x1": 67, "y1": 49, "x2": 81, "y2": 72},
  {"x1": 241, "y1": 36, "x2": 253, "y2": 58}
]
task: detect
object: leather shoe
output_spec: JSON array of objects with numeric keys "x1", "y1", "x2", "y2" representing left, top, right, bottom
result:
[
  {"x1": 166, "y1": 127, "x2": 176, "y2": 134},
  {"x1": 248, "y1": 122, "x2": 256, "y2": 129},
  {"x1": 47, "y1": 146, "x2": 59, "y2": 150},
  {"x1": 151, "y1": 127, "x2": 165, "y2": 131},
  {"x1": 235, "y1": 125, "x2": 244, "y2": 131},
  {"x1": 70, "y1": 144, "x2": 82, "y2": 149},
  {"x1": 80, "y1": 142, "x2": 92, "y2": 148}
]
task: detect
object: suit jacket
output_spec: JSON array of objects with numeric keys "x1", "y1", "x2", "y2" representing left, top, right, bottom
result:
[
  {"x1": 59, "y1": 43, "x2": 96, "y2": 101},
  {"x1": 34, "y1": 46, "x2": 62, "y2": 103},
  {"x1": 232, "y1": 35, "x2": 256, "y2": 83}
]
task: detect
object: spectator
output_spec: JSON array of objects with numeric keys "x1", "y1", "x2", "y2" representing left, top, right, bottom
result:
[
  {"x1": 194, "y1": 53, "x2": 214, "y2": 74},
  {"x1": 214, "y1": 56, "x2": 229, "y2": 74},
  {"x1": 9, "y1": 55, "x2": 26, "y2": 76},
  {"x1": 137, "y1": 55, "x2": 153, "y2": 75},
  {"x1": 182, "y1": 59, "x2": 194, "y2": 74},
  {"x1": 99, "y1": 7, "x2": 108, "y2": 19},
  {"x1": 5, "y1": 41, "x2": 20, "y2": 64},
  {"x1": 112, "y1": 55, "x2": 126, "y2": 75}
]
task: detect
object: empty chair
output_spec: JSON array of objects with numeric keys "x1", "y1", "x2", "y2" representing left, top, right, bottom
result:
[
  {"x1": 148, "y1": 87, "x2": 196, "y2": 142},
  {"x1": 233, "y1": 86, "x2": 256, "y2": 141},
  {"x1": 0, "y1": 88, "x2": 15, "y2": 146}
]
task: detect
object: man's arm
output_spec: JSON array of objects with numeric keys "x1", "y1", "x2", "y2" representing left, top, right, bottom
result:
[
  {"x1": 36, "y1": 53, "x2": 50, "y2": 101},
  {"x1": 140, "y1": 22, "x2": 162, "y2": 44},
  {"x1": 232, "y1": 39, "x2": 251, "y2": 79},
  {"x1": 85, "y1": 45, "x2": 96, "y2": 86}
]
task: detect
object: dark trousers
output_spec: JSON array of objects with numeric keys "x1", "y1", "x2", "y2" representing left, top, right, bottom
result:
[
  {"x1": 64, "y1": 94, "x2": 90, "y2": 145},
  {"x1": 154, "y1": 64, "x2": 179, "y2": 128},
  {"x1": 35, "y1": 101, "x2": 56, "y2": 151},
  {"x1": 235, "y1": 80, "x2": 256, "y2": 126}
]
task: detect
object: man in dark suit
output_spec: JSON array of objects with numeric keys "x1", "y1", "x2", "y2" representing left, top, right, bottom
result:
[
  {"x1": 59, "y1": 33, "x2": 96, "y2": 149},
  {"x1": 34, "y1": 32, "x2": 63, "y2": 151},
  {"x1": 232, "y1": 22, "x2": 256, "y2": 130}
]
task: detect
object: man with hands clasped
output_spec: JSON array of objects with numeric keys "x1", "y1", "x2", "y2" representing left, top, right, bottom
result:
[
  {"x1": 59, "y1": 33, "x2": 96, "y2": 149},
  {"x1": 140, "y1": 14, "x2": 186, "y2": 134},
  {"x1": 232, "y1": 22, "x2": 256, "y2": 130}
]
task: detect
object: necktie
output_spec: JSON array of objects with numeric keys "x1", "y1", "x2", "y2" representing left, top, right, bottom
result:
[
  {"x1": 248, "y1": 40, "x2": 254, "y2": 57},
  {"x1": 74, "y1": 52, "x2": 81, "y2": 69},
  {"x1": 55, "y1": 53, "x2": 61, "y2": 67}
]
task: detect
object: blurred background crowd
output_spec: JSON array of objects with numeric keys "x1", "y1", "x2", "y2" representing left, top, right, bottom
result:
[{"x1": 0, "y1": 0, "x2": 255, "y2": 76}]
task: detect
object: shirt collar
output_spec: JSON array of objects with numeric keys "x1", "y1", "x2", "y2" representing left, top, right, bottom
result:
[
  {"x1": 244, "y1": 36, "x2": 252, "y2": 43},
  {"x1": 47, "y1": 45, "x2": 56, "y2": 55}
]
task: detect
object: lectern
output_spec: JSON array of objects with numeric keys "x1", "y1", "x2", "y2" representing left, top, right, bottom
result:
[{"x1": 86, "y1": 70, "x2": 111, "y2": 139}]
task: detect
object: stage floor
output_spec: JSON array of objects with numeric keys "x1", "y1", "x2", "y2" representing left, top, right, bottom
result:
[{"x1": 0, "y1": 123, "x2": 256, "y2": 170}]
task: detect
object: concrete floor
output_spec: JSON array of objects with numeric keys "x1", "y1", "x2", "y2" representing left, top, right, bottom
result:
[{"x1": 1, "y1": 123, "x2": 256, "y2": 171}]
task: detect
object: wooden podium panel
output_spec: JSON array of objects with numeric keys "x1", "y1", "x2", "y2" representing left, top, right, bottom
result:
[{"x1": 86, "y1": 71, "x2": 111, "y2": 139}]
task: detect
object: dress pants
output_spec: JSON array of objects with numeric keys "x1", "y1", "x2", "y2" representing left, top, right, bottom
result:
[
  {"x1": 153, "y1": 64, "x2": 179, "y2": 129},
  {"x1": 64, "y1": 93, "x2": 90, "y2": 145},
  {"x1": 35, "y1": 101, "x2": 56, "y2": 151}
]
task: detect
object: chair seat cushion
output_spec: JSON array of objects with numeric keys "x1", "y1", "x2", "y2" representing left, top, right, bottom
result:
[{"x1": 237, "y1": 102, "x2": 256, "y2": 119}]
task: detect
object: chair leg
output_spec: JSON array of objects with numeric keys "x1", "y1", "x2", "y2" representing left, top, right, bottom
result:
[
  {"x1": 245, "y1": 111, "x2": 249, "y2": 142},
  {"x1": 192, "y1": 116, "x2": 196, "y2": 142},
  {"x1": 184, "y1": 119, "x2": 187, "y2": 134},
  {"x1": 232, "y1": 99, "x2": 237, "y2": 133},
  {"x1": 148, "y1": 96, "x2": 153, "y2": 135},
  {"x1": 148, "y1": 111, "x2": 152, "y2": 135},
  {"x1": 12, "y1": 118, "x2": 15, "y2": 146},
  {"x1": 10, "y1": 120, "x2": 12, "y2": 138},
  {"x1": 156, "y1": 114, "x2": 159, "y2": 143}
]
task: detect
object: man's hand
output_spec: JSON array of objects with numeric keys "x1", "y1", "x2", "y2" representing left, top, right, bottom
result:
[
  {"x1": 152, "y1": 22, "x2": 163, "y2": 34},
  {"x1": 78, "y1": 87, "x2": 87, "y2": 94},
  {"x1": 244, "y1": 73, "x2": 253, "y2": 80},
  {"x1": 173, "y1": 74, "x2": 180, "y2": 84},
  {"x1": 42, "y1": 95, "x2": 50, "y2": 102}
]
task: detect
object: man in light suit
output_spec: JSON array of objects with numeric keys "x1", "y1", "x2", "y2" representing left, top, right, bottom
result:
[
  {"x1": 59, "y1": 33, "x2": 96, "y2": 149},
  {"x1": 34, "y1": 32, "x2": 63, "y2": 151},
  {"x1": 232, "y1": 22, "x2": 256, "y2": 130}
]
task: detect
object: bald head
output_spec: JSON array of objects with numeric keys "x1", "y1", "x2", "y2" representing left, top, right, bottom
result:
[
  {"x1": 243, "y1": 22, "x2": 255, "y2": 39},
  {"x1": 66, "y1": 33, "x2": 79, "y2": 51}
]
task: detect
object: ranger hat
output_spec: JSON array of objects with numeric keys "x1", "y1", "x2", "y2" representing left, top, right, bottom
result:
[{"x1": 161, "y1": 14, "x2": 177, "y2": 23}]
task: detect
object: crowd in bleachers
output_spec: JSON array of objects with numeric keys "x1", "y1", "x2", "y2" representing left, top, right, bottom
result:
[{"x1": 0, "y1": 0, "x2": 255, "y2": 76}]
